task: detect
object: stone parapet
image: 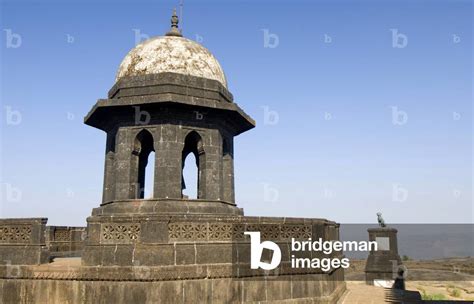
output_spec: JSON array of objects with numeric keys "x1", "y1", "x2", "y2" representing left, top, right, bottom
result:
[
  {"x1": 82, "y1": 214, "x2": 341, "y2": 268},
  {"x1": 0, "y1": 218, "x2": 50, "y2": 265},
  {"x1": 45, "y1": 226, "x2": 86, "y2": 258}
]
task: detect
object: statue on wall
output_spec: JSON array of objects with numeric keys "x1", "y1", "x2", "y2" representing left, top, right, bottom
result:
[{"x1": 377, "y1": 212, "x2": 386, "y2": 228}]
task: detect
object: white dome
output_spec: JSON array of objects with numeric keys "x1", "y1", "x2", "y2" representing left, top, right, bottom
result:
[{"x1": 116, "y1": 36, "x2": 227, "y2": 88}]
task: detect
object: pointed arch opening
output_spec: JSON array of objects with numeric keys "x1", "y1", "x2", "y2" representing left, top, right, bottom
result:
[
  {"x1": 132, "y1": 129, "x2": 155, "y2": 199},
  {"x1": 181, "y1": 131, "x2": 205, "y2": 199}
]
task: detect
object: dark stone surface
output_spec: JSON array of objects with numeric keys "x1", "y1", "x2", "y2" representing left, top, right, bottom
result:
[
  {"x1": 45, "y1": 226, "x2": 86, "y2": 258},
  {"x1": 364, "y1": 227, "x2": 403, "y2": 285},
  {"x1": 82, "y1": 213, "x2": 340, "y2": 268},
  {"x1": 0, "y1": 270, "x2": 346, "y2": 304},
  {"x1": 0, "y1": 218, "x2": 50, "y2": 265},
  {"x1": 85, "y1": 72, "x2": 254, "y2": 207},
  {"x1": 93, "y1": 199, "x2": 243, "y2": 216},
  {"x1": 0, "y1": 216, "x2": 346, "y2": 302}
]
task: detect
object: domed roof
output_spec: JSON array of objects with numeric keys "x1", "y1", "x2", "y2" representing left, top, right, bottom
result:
[{"x1": 116, "y1": 12, "x2": 227, "y2": 88}]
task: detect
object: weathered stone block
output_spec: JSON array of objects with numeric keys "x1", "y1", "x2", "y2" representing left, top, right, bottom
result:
[
  {"x1": 211, "y1": 278, "x2": 242, "y2": 303},
  {"x1": 242, "y1": 277, "x2": 266, "y2": 302},
  {"x1": 175, "y1": 244, "x2": 196, "y2": 265},
  {"x1": 134, "y1": 244, "x2": 174, "y2": 266},
  {"x1": 140, "y1": 221, "x2": 168, "y2": 243},
  {"x1": 183, "y1": 279, "x2": 211, "y2": 303},
  {"x1": 266, "y1": 278, "x2": 292, "y2": 301},
  {"x1": 196, "y1": 243, "x2": 232, "y2": 264}
]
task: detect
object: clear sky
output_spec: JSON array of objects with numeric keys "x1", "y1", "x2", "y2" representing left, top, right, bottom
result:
[{"x1": 1, "y1": 0, "x2": 472, "y2": 226}]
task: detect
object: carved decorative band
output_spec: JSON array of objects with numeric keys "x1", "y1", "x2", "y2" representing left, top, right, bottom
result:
[
  {"x1": 0, "y1": 226, "x2": 32, "y2": 244},
  {"x1": 168, "y1": 223, "x2": 312, "y2": 242},
  {"x1": 101, "y1": 224, "x2": 140, "y2": 244}
]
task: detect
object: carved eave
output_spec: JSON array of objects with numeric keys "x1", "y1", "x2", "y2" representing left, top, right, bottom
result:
[{"x1": 84, "y1": 97, "x2": 255, "y2": 134}]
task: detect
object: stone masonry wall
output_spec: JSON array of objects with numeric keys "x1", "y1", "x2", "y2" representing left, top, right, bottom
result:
[
  {"x1": 45, "y1": 226, "x2": 86, "y2": 257},
  {"x1": 0, "y1": 269, "x2": 345, "y2": 304}
]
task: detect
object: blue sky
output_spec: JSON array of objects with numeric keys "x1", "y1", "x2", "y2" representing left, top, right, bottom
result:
[{"x1": 1, "y1": 0, "x2": 472, "y2": 225}]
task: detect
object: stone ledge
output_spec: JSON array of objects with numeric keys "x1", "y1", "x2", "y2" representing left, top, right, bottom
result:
[
  {"x1": 86, "y1": 214, "x2": 336, "y2": 225},
  {"x1": 0, "y1": 271, "x2": 346, "y2": 304},
  {"x1": 0, "y1": 262, "x2": 345, "y2": 282},
  {"x1": 94, "y1": 198, "x2": 242, "y2": 216}
]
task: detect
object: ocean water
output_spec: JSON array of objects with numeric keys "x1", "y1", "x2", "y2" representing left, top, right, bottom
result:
[{"x1": 339, "y1": 224, "x2": 473, "y2": 260}]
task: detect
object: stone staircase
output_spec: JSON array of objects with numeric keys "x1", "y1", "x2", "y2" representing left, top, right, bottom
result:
[{"x1": 340, "y1": 282, "x2": 472, "y2": 304}]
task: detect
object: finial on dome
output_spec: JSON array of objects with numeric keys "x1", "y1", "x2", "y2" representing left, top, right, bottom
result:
[{"x1": 166, "y1": 8, "x2": 182, "y2": 37}]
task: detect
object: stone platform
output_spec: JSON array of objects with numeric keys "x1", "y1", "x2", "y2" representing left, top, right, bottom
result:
[
  {"x1": 0, "y1": 215, "x2": 346, "y2": 303},
  {"x1": 0, "y1": 258, "x2": 345, "y2": 303}
]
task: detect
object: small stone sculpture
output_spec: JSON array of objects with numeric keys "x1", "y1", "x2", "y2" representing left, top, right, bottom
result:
[{"x1": 377, "y1": 212, "x2": 386, "y2": 228}]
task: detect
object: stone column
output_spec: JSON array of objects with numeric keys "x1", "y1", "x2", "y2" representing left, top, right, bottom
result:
[
  {"x1": 102, "y1": 130, "x2": 116, "y2": 203},
  {"x1": 154, "y1": 124, "x2": 183, "y2": 199},
  {"x1": 114, "y1": 128, "x2": 134, "y2": 200},
  {"x1": 201, "y1": 130, "x2": 221, "y2": 200},
  {"x1": 221, "y1": 138, "x2": 235, "y2": 204},
  {"x1": 365, "y1": 227, "x2": 403, "y2": 285}
]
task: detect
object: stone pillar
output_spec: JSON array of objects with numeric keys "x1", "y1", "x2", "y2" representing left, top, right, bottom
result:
[
  {"x1": 102, "y1": 131, "x2": 116, "y2": 203},
  {"x1": 221, "y1": 137, "x2": 235, "y2": 204},
  {"x1": 197, "y1": 148, "x2": 207, "y2": 199},
  {"x1": 114, "y1": 128, "x2": 134, "y2": 200},
  {"x1": 154, "y1": 125, "x2": 183, "y2": 199},
  {"x1": 202, "y1": 130, "x2": 221, "y2": 200},
  {"x1": 365, "y1": 227, "x2": 402, "y2": 285}
]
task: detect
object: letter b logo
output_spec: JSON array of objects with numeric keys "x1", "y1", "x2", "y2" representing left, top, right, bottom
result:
[{"x1": 244, "y1": 232, "x2": 281, "y2": 270}]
